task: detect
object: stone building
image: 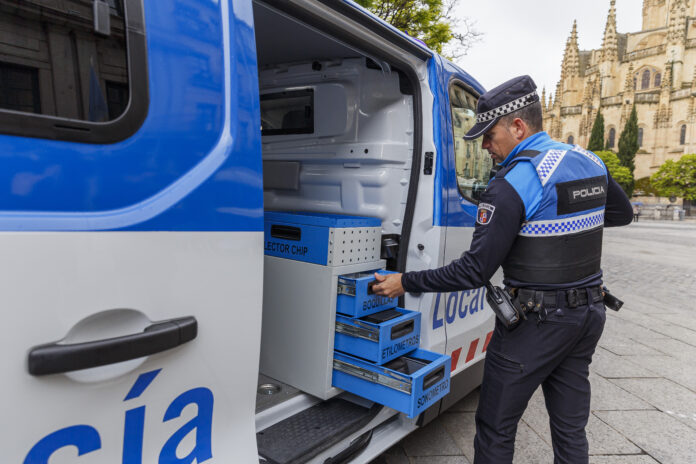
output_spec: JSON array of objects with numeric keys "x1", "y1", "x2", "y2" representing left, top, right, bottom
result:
[
  {"x1": 0, "y1": 0, "x2": 128, "y2": 122},
  {"x1": 544, "y1": 0, "x2": 696, "y2": 180}
]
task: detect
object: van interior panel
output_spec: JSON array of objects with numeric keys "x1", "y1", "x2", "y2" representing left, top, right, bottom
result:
[{"x1": 254, "y1": 2, "x2": 415, "y2": 237}]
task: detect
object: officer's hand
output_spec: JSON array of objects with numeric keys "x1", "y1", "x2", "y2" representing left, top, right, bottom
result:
[{"x1": 372, "y1": 272, "x2": 405, "y2": 298}]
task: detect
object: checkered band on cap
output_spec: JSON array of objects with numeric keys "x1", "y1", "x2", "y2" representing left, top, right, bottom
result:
[
  {"x1": 536, "y1": 149, "x2": 568, "y2": 186},
  {"x1": 519, "y1": 210, "x2": 605, "y2": 237},
  {"x1": 572, "y1": 145, "x2": 605, "y2": 169},
  {"x1": 476, "y1": 90, "x2": 539, "y2": 124}
]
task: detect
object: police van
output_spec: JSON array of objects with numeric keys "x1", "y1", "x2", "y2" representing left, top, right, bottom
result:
[{"x1": 0, "y1": 0, "x2": 495, "y2": 462}]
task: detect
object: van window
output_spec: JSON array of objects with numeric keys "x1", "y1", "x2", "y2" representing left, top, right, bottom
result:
[
  {"x1": 261, "y1": 89, "x2": 314, "y2": 136},
  {"x1": 448, "y1": 83, "x2": 491, "y2": 202},
  {"x1": 0, "y1": 0, "x2": 147, "y2": 143}
]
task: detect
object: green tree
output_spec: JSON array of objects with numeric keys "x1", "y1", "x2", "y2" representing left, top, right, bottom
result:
[
  {"x1": 355, "y1": 0, "x2": 481, "y2": 57},
  {"x1": 634, "y1": 176, "x2": 659, "y2": 196},
  {"x1": 617, "y1": 105, "x2": 639, "y2": 174},
  {"x1": 587, "y1": 110, "x2": 605, "y2": 152},
  {"x1": 595, "y1": 150, "x2": 634, "y2": 196},
  {"x1": 650, "y1": 154, "x2": 696, "y2": 200}
]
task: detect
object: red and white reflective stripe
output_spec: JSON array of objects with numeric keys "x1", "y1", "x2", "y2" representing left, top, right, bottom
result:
[{"x1": 450, "y1": 330, "x2": 494, "y2": 371}]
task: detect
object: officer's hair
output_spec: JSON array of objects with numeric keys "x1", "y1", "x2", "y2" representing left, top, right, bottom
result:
[{"x1": 500, "y1": 101, "x2": 543, "y2": 133}]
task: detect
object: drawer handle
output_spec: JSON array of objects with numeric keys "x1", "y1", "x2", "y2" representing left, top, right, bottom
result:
[
  {"x1": 390, "y1": 320, "x2": 414, "y2": 340},
  {"x1": 367, "y1": 280, "x2": 377, "y2": 295},
  {"x1": 270, "y1": 225, "x2": 301, "y2": 241},
  {"x1": 423, "y1": 366, "x2": 445, "y2": 390}
]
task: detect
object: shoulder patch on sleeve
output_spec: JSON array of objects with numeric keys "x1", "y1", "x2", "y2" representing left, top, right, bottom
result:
[{"x1": 476, "y1": 202, "x2": 496, "y2": 225}]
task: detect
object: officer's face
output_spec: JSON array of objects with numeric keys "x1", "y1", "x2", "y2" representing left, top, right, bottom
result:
[{"x1": 481, "y1": 121, "x2": 519, "y2": 164}]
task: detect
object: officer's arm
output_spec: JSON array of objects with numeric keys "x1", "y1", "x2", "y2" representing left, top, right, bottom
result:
[
  {"x1": 401, "y1": 178, "x2": 525, "y2": 293},
  {"x1": 604, "y1": 171, "x2": 633, "y2": 227}
]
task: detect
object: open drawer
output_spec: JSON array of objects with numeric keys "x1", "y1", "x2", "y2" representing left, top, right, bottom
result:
[
  {"x1": 332, "y1": 349, "x2": 451, "y2": 419},
  {"x1": 335, "y1": 308, "x2": 421, "y2": 364},
  {"x1": 337, "y1": 270, "x2": 398, "y2": 317}
]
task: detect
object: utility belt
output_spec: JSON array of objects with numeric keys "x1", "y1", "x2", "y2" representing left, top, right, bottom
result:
[
  {"x1": 509, "y1": 286, "x2": 604, "y2": 314},
  {"x1": 486, "y1": 283, "x2": 620, "y2": 330}
]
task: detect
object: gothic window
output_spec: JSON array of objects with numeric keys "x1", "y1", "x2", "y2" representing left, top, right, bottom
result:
[
  {"x1": 680, "y1": 124, "x2": 687, "y2": 145},
  {"x1": 641, "y1": 69, "x2": 651, "y2": 89},
  {"x1": 654, "y1": 73, "x2": 661, "y2": 87},
  {"x1": 567, "y1": 135, "x2": 574, "y2": 145},
  {"x1": 633, "y1": 76, "x2": 637, "y2": 89},
  {"x1": 638, "y1": 128, "x2": 644, "y2": 147},
  {"x1": 607, "y1": 128, "x2": 616, "y2": 148}
]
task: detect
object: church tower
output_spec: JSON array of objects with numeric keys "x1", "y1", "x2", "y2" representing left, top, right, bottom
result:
[
  {"x1": 666, "y1": 0, "x2": 689, "y2": 87},
  {"x1": 642, "y1": 0, "x2": 668, "y2": 30},
  {"x1": 559, "y1": 21, "x2": 582, "y2": 107},
  {"x1": 599, "y1": 0, "x2": 619, "y2": 97}
]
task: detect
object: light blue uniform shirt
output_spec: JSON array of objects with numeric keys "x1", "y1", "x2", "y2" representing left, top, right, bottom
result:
[{"x1": 499, "y1": 132, "x2": 574, "y2": 220}]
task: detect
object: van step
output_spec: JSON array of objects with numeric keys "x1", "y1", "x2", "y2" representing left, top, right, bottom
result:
[{"x1": 257, "y1": 397, "x2": 380, "y2": 464}]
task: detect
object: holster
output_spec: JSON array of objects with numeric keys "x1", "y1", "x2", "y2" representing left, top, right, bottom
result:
[
  {"x1": 602, "y1": 286, "x2": 623, "y2": 311},
  {"x1": 485, "y1": 283, "x2": 522, "y2": 329}
]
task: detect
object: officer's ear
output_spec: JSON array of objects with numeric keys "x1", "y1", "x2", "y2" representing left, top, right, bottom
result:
[{"x1": 509, "y1": 117, "x2": 529, "y2": 141}]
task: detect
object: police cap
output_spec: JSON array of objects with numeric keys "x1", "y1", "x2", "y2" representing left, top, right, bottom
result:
[{"x1": 464, "y1": 75, "x2": 539, "y2": 140}]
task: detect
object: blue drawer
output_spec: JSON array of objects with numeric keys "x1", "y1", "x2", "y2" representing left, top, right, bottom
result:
[
  {"x1": 332, "y1": 349, "x2": 451, "y2": 419},
  {"x1": 337, "y1": 270, "x2": 398, "y2": 316},
  {"x1": 264, "y1": 212, "x2": 381, "y2": 266},
  {"x1": 335, "y1": 308, "x2": 421, "y2": 365}
]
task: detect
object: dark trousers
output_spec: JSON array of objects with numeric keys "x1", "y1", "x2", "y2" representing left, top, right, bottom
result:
[{"x1": 473, "y1": 299, "x2": 606, "y2": 464}]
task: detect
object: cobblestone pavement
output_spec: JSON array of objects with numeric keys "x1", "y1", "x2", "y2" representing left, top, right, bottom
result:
[{"x1": 373, "y1": 221, "x2": 696, "y2": 464}]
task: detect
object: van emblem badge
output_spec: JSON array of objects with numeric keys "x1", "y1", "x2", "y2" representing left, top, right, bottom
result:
[{"x1": 477, "y1": 203, "x2": 495, "y2": 225}]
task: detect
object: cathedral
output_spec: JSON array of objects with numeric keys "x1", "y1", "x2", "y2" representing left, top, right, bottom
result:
[{"x1": 543, "y1": 0, "x2": 696, "y2": 180}]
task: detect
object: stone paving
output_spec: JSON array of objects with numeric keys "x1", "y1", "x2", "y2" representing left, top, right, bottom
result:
[{"x1": 373, "y1": 221, "x2": 696, "y2": 464}]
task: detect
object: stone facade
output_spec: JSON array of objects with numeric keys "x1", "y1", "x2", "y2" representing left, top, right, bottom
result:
[
  {"x1": 0, "y1": 0, "x2": 127, "y2": 121},
  {"x1": 544, "y1": 0, "x2": 696, "y2": 179}
]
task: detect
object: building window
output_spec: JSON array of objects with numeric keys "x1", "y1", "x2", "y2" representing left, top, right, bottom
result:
[
  {"x1": 680, "y1": 124, "x2": 687, "y2": 145},
  {"x1": 107, "y1": 0, "x2": 124, "y2": 16},
  {"x1": 0, "y1": 62, "x2": 40, "y2": 114},
  {"x1": 641, "y1": 69, "x2": 651, "y2": 89},
  {"x1": 0, "y1": 0, "x2": 147, "y2": 143},
  {"x1": 449, "y1": 83, "x2": 491, "y2": 203},
  {"x1": 654, "y1": 73, "x2": 662, "y2": 87},
  {"x1": 638, "y1": 128, "x2": 644, "y2": 147},
  {"x1": 607, "y1": 128, "x2": 616, "y2": 148},
  {"x1": 567, "y1": 135, "x2": 575, "y2": 145},
  {"x1": 105, "y1": 81, "x2": 129, "y2": 120}
]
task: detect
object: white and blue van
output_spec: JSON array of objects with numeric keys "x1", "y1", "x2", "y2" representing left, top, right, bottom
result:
[{"x1": 0, "y1": 0, "x2": 496, "y2": 462}]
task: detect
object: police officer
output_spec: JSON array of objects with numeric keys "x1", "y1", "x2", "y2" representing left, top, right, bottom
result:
[{"x1": 372, "y1": 75, "x2": 633, "y2": 464}]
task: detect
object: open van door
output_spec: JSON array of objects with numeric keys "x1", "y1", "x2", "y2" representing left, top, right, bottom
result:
[
  {"x1": 429, "y1": 59, "x2": 495, "y2": 401},
  {"x1": 0, "y1": 0, "x2": 264, "y2": 462}
]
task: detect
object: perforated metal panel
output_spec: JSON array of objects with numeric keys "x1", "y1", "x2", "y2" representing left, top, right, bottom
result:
[{"x1": 327, "y1": 227, "x2": 382, "y2": 266}]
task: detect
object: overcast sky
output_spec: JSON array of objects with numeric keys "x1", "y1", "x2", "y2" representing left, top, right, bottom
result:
[{"x1": 452, "y1": 0, "x2": 644, "y2": 97}]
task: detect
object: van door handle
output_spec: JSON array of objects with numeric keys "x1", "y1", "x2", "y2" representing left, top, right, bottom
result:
[{"x1": 27, "y1": 316, "x2": 197, "y2": 376}]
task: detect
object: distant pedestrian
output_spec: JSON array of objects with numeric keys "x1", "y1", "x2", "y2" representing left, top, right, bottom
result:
[{"x1": 632, "y1": 204, "x2": 640, "y2": 222}]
